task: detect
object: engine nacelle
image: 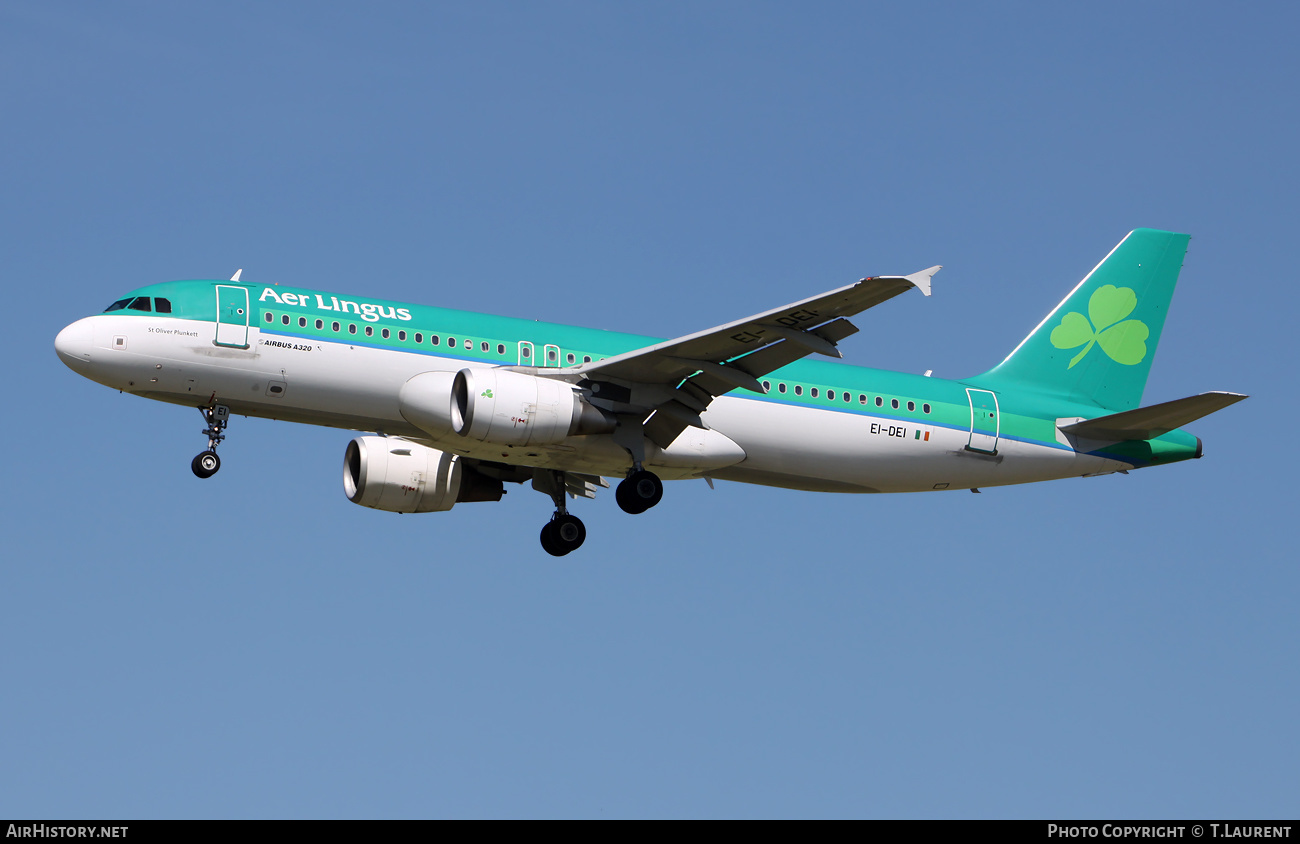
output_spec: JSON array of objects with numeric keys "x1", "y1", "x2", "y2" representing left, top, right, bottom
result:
[
  {"x1": 343, "y1": 437, "x2": 502, "y2": 514},
  {"x1": 399, "y1": 368, "x2": 614, "y2": 446},
  {"x1": 453, "y1": 367, "x2": 580, "y2": 445}
]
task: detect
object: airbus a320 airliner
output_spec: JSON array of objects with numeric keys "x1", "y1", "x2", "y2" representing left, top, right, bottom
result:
[{"x1": 54, "y1": 229, "x2": 1244, "y2": 555}]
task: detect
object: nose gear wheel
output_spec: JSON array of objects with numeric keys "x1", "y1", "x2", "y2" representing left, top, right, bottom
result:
[
  {"x1": 192, "y1": 405, "x2": 230, "y2": 479},
  {"x1": 191, "y1": 450, "x2": 221, "y2": 478}
]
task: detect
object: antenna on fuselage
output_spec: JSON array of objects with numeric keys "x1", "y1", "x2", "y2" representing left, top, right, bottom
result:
[{"x1": 230, "y1": 269, "x2": 243, "y2": 282}]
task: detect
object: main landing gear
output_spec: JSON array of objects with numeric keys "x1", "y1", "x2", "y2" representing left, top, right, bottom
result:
[
  {"x1": 530, "y1": 466, "x2": 664, "y2": 556},
  {"x1": 528, "y1": 453, "x2": 662, "y2": 556},
  {"x1": 611, "y1": 420, "x2": 663, "y2": 516},
  {"x1": 534, "y1": 469, "x2": 589, "y2": 557},
  {"x1": 540, "y1": 513, "x2": 587, "y2": 557},
  {"x1": 615, "y1": 468, "x2": 663, "y2": 515},
  {"x1": 191, "y1": 405, "x2": 230, "y2": 479}
]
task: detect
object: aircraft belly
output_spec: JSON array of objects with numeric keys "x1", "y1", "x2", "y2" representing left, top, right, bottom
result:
[
  {"x1": 703, "y1": 396, "x2": 1127, "y2": 493},
  {"x1": 410, "y1": 427, "x2": 745, "y2": 482}
]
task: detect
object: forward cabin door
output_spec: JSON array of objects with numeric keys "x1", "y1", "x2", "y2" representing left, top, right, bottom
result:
[
  {"x1": 214, "y1": 285, "x2": 250, "y2": 348},
  {"x1": 966, "y1": 388, "x2": 1000, "y2": 454}
]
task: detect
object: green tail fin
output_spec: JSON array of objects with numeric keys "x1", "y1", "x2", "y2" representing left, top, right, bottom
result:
[{"x1": 971, "y1": 229, "x2": 1191, "y2": 411}]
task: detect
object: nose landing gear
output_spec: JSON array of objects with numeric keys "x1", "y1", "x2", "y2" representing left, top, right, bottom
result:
[{"x1": 192, "y1": 405, "x2": 230, "y2": 479}]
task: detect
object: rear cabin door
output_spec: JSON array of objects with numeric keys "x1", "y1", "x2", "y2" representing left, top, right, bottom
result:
[
  {"x1": 214, "y1": 285, "x2": 250, "y2": 348},
  {"x1": 966, "y1": 388, "x2": 1000, "y2": 454}
]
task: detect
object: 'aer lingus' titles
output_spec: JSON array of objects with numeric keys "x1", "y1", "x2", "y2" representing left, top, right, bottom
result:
[{"x1": 259, "y1": 287, "x2": 411, "y2": 323}]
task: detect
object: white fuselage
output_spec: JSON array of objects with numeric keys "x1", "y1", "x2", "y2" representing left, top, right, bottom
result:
[{"x1": 55, "y1": 313, "x2": 1129, "y2": 493}]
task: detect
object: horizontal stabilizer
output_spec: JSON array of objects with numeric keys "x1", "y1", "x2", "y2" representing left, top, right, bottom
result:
[{"x1": 1060, "y1": 391, "x2": 1248, "y2": 441}]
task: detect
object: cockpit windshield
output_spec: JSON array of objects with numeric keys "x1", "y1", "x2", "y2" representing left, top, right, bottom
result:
[{"x1": 104, "y1": 296, "x2": 170, "y2": 313}]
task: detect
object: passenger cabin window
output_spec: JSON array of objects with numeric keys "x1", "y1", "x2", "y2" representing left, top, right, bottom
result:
[
  {"x1": 128, "y1": 297, "x2": 152, "y2": 312},
  {"x1": 154, "y1": 298, "x2": 172, "y2": 314},
  {"x1": 316, "y1": 319, "x2": 324, "y2": 330},
  {"x1": 923, "y1": 403, "x2": 931, "y2": 414},
  {"x1": 398, "y1": 330, "x2": 406, "y2": 341},
  {"x1": 333, "y1": 322, "x2": 341, "y2": 332},
  {"x1": 891, "y1": 399, "x2": 899, "y2": 409},
  {"x1": 299, "y1": 317, "x2": 307, "y2": 327},
  {"x1": 794, "y1": 385, "x2": 802, "y2": 396},
  {"x1": 104, "y1": 298, "x2": 132, "y2": 312},
  {"x1": 907, "y1": 401, "x2": 915, "y2": 412},
  {"x1": 415, "y1": 333, "x2": 423, "y2": 343},
  {"x1": 778, "y1": 383, "x2": 787, "y2": 393},
  {"x1": 382, "y1": 328, "x2": 390, "y2": 339},
  {"x1": 264, "y1": 313, "x2": 273, "y2": 322}
]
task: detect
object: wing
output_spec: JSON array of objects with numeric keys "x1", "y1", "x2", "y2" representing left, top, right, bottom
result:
[{"x1": 561, "y1": 266, "x2": 940, "y2": 449}]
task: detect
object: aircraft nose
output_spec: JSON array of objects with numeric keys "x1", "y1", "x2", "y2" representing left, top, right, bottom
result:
[{"x1": 55, "y1": 318, "x2": 94, "y2": 368}]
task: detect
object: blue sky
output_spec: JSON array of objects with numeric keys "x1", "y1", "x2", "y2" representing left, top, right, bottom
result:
[{"x1": 3, "y1": 1, "x2": 1296, "y2": 818}]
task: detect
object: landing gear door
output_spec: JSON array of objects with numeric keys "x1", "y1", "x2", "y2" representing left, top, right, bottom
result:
[
  {"x1": 215, "y1": 285, "x2": 250, "y2": 349},
  {"x1": 966, "y1": 388, "x2": 999, "y2": 454}
]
